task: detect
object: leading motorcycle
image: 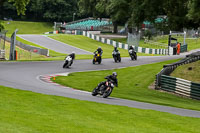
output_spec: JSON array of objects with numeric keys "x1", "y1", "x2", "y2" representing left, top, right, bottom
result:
[{"x1": 63, "y1": 56, "x2": 72, "y2": 68}]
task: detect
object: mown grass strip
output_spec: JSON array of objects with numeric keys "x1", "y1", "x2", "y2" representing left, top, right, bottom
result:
[
  {"x1": 0, "y1": 85, "x2": 200, "y2": 133},
  {"x1": 52, "y1": 59, "x2": 200, "y2": 111},
  {"x1": 171, "y1": 60, "x2": 200, "y2": 83},
  {"x1": 48, "y1": 34, "x2": 156, "y2": 58},
  {"x1": 2, "y1": 20, "x2": 53, "y2": 34},
  {"x1": 112, "y1": 36, "x2": 200, "y2": 51}
]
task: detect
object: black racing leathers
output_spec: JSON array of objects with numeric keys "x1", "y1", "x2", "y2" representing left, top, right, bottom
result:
[
  {"x1": 96, "y1": 75, "x2": 118, "y2": 90},
  {"x1": 94, "y1": 48, "x2": 103, "y2": 55}
]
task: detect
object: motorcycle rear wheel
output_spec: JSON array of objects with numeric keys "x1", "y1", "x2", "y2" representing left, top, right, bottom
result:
[
  {"x1": 91, "y1": 88, "x2": 98, "y2": 96},
  {"x1": 63, "y1": 62, "x2": 68, "y2": 68}
]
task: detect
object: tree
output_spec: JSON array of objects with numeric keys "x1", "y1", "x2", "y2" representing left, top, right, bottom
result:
[
  {"x1": 78, "y1": 0, "x2": 101, "y2": 18},
  {"x1": 26, "y1": 0, "x2": 78, "y2": 22},
  {"x1": 43, "y1": 0, "x2": 78, "y2": 22},
  {"x1": 187, "y1": 0, "x2": 200, "y2": 28},
  {"x1": 106, "y1": 0, "x2": 130, "y2": 33},
  {"x1": 8, "y1": 0, "x2": 30, "y2": 15},
  {"x1": 78, "y1": 0, "x2": 130, "y2": 33},
  {"x1": 0, "y1": 0, "x2": 30, "y2": 31}
]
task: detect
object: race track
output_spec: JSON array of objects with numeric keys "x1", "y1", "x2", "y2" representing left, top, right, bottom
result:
[
  {"x1": 1, "y1": 35, "x2": 200, "y2": 117},
  {"x1": 17, "y1": 35, "x2": 92, "y2": 55},
  {"x1": 1, "y1": 53, "x2": 200, "y2": 118}
]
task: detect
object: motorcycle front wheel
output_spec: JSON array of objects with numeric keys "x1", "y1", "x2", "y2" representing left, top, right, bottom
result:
[{"x1": 103, "y1": 88, "x2": 113, "y2": 98}]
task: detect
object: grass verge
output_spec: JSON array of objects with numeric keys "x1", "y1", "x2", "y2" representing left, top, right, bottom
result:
[
  {"x1": 112, "y1": 36, "x2": 200, "y2": 51},
  {"x1": 171, "y1": 60, "x2": 200, "y2": 83},
  {"x1": 0, "y1": 85, "x2": 200, "y2": 133},
  {"x1": 2, "y1": 20, "x2": 53, "y2": 34},
  {"x1": 52, "y1": 59, "x2": 200, "y2": 111},
  {"x1": 48, "y1": 34, "x2": 157, "y2": 58}
]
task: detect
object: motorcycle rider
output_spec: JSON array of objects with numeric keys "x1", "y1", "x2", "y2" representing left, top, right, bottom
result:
[
  {"x1": 112, "y1": 46, "x2": 121, "y2": 61},
  {"x1": 129, "y1": 45, "x2": 135, "y2": 51},
  {"x1": 66, "y1": 51, "x2": 75, "y2": 66},
  {"x1": 94, "y1": 46, "x2": 103, "y2": 55},
  {"x1": 113, "y1": 46, "x2": 119, "y2": 53},
  {"x1": 128, "y1": 45, "x2": 137, "y2": 60},
  {"x1": 95, "y1": 72, "x2": 118, "y2": 91}
]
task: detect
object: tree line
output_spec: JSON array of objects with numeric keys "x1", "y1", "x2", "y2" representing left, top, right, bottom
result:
[{"x1": 0, "y1": 0, "x2": 200, "y2": 32}]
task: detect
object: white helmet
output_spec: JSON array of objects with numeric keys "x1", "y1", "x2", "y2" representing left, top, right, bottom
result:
[
  {"x1": 72, "y1": 51, "x2": 75, "y2": 54},
  {"x1": 112, "y1": 72, "x2": 117, "y2": 77}
]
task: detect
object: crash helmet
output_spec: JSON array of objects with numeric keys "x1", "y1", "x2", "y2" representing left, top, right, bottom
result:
[
  {"x1": 112, "y1": 72, "x2": 117, "y2": 77},
  {"x1": 72, "y1": 51, "x2": 75, "y2": 54},
  {"x1": 98, "y1": 46, "x2": 101, "y2": 49}
]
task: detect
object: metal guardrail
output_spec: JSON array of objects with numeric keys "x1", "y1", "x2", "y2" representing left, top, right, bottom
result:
[
  {"x1": 160, "y1": 75, "x2": 200, "y2": 100},
  {"x1": 155, "y1": 51, "x2": 200, "y2": 100},
  {"x1": 4, "y1": 36, "x2": 49, "y2": 56}
]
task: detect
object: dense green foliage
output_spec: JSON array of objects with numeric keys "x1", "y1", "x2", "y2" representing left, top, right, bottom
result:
[
  {"x1": 1, "y1": 85, "x2": 200, "y2": 133},
  {"x1": 0, "y1": 0, "x2": 78, "y2": 22},
  {"x1": 1, "y1": 0, "x2": 200, "y2": 31},
  {"x1": 52, "y1": 59, "x2": 200, "y2": 111},
  {"x1": 78, "y1": 0, "x2": 200, "y2": 32}
]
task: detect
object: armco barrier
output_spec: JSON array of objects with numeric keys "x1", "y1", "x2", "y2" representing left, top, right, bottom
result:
[
  {"x1": 156, "y1": 51, "x2": 200, "y2": 100},
  {"x1": 0, "y1": 50, "x2": 5, "y2": 59},
  {"x1": 4, "y1": 37, "x2": 49, "y2": 56},
  {"x1": 82, "y1": 31, "x2": 167, "y2": 55},
  {"x1": 160, "y1": 75, "x2": 200, "y2": 100}
]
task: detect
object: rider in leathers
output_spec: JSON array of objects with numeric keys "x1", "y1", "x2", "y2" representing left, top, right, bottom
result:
[
  {"x1": 112, "y1": 46, "x2": 120, "y2": 57},
  {"x1": 66, "y1": 51, "x2": 75, "y2": 66},
  {"x1": 96, "y1": 72, "x2": 118, "y2": 91},
  {"x1": 94, "y1": 46, "x2": 103, "y2": 55}
]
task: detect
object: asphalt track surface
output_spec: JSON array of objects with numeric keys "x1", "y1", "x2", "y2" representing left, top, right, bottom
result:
[
  {"x1": 2, "y1": 35, "x2": 200, "y2": 117},
  {"x1": 1, "y1": 52, "x2": 200, "y2": 118},
  {"x1": 17, "y1": 35, "x2": 92, "y2": 55}
]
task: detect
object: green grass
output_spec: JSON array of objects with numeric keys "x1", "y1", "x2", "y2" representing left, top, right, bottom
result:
[
  {"x1": 112, "y1": 38, "x2": 167, "y2": 49},
  {"x1": 4, "y1": 41, "x2": 47, "y2": 60},
  {"x1": 48, "y1": 34, "x2": 154, "y2": 58},
  {"x1": 2, "y1": 20, "x2": 53, "y2": 34},
  {"x1": 112, "y1": 36, "x2": 200, "y2": 51},
  {"x1": 0, "y1": 85, "x2": 200, "y2": 133},
  {"x1": 52, "y1": 59, "x2": 200, "y2": 111},
  {"x1": 171, "y1": 60, "x2": 200, "y2": 83},
  {"x1": 4, "y1": 40, "x2": 94, "y2": 61},
  {"x1": 49, "y1": 34, "x2": 129, "y2": 58}
]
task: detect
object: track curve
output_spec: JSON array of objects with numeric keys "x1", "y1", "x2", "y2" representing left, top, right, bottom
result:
[
  {"x1": 1, "y1": 52, "x2": 200, "y2": 118},
  {"x1": 17, "y1": 35, "x2": 92, "y2": 54}
]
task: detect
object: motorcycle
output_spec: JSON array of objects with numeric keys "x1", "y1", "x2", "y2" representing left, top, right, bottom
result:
[
  {"x1": 63, "y1": 56, "x2": 72, "y2": 68},
  {"x1": 93, "y1": 53, "x2": 102, "y2": 64},
  {"x1": 112, "y1": 51, "x2": 121, "y2": 63},
  {"x1": 129, "y1": 49, "x2": 137, "y2": 60},
  {"x1": 91, "y1": 80, "x2": 115, "y2": 98}
]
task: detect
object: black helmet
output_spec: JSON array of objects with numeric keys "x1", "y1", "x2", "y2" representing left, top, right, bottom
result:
[{"x1": 112, "y1": 72, "x2": 117, "y2": 77}]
